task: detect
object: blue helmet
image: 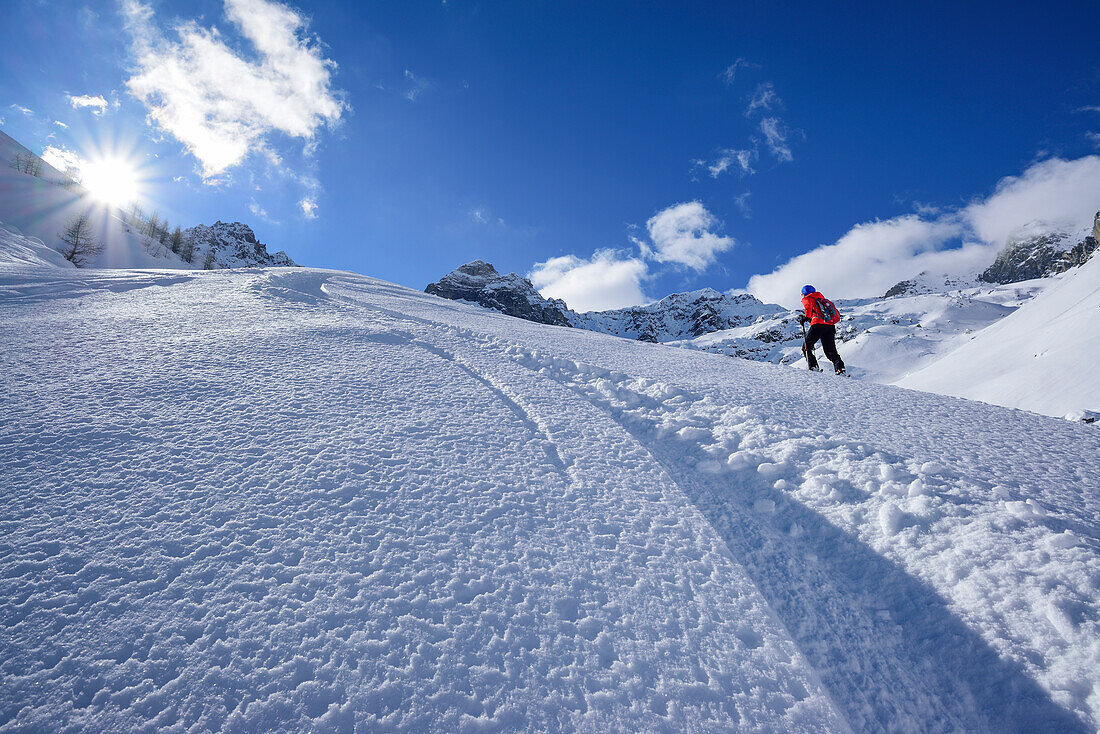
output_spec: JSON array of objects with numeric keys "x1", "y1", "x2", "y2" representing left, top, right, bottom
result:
[{"x1": 801, "y1": 284, "x2": 815, "y2": 296}]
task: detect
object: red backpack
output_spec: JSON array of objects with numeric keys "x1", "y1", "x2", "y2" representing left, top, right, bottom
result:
[{"x1": 811, "y1": 294, "x2": 841, "y2": 325}]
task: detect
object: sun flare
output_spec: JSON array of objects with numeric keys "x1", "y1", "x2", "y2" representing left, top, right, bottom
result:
[{"x1": 80, "y1": 156, "x2": 141, "y2": 207}]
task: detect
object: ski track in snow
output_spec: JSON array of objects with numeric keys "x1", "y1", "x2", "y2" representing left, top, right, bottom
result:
[{"x1": 2, "y1": 266, "x2": 1098, "y2": 732}]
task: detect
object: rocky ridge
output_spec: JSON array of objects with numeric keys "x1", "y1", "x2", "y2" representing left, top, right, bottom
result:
[
  {"x1": 574, "y1": 288, "x2": 785, "y2": 342},
  {"x1": 977, "y1": 213, "x2": 1099, "y2": 285},
  {"x1": 425, "y1": 261, "x2": 573, "y2": 326},
  {"x1": 183, "y1": 221, "x2": 297, "y2": 269}
]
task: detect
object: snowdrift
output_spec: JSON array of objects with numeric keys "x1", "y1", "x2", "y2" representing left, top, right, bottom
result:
[{"x1": 2, "y1": 235, "x2": 1099, "y2": 732}]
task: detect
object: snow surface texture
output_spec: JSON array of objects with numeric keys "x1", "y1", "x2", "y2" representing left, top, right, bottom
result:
[{"x1": 3, "y1": 227, "x2": 1100, "y2": 732}]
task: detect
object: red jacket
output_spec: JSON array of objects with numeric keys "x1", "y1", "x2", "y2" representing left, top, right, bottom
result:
[{"x1": 802, "y1": 292, "x2": 830, "y2": 326}]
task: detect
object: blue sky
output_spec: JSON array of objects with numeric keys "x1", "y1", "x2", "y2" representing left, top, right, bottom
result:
[{"x1": 2, "y1": 0, "x2": 1099, "y2": 309}]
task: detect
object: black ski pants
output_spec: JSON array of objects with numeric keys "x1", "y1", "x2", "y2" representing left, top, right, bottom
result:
[{"x1": 803, "y1": 323, "x2": 844, "y2": 370}]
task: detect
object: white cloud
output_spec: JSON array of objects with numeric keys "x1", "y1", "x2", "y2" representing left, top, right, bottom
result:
[
  {"x1": 68, "y1": 94, "x2": 109, "y2": 114},
  {"x1": 54, "y1": 120, "x2": 69, "y2": 128},
  {"x1": 733, "y1": 191, "x2": 751, "y2": 216},
  {"x1": 299, "y1": 198, "x2": 318, "y2": 218},
  {"x1": 9, "y1": 104, "x2": 33, "y2": 116},
  {"x1": 122, "y1": 0, "x2": 345, "y2": 179},
  {"x1": 963, "y1": 155, "x2": 1100, "y2": 244},
  {"x1": 642, "y1": 201, "x2": 736, "y2": 271},
  {"x1": 527, "y1": 203, "x2": 737, "y2": 311},
  {"x1": 403, "y1": 69, "x2": 432, "y2": 101},
  {"x1": 746, "y1": 155, "x2": 1100, "y2": 307},
  {"x1": 249, "y1": 199, "x2": 279, "y2": 224},
  {"x1": 1087, "y1": 131, "x2": 1100, "y2": 148},
  {"x1": 529, "y1": 250, "x2": 649, "y2": 311},
  {"x1": 759, "y1": 117, "x2": 793, "y2": 162},
  {"x1": 747, "y1": 82, "x2": 780, "y2": 115},
  {"x1": 747, "y1": 215, "x2": 969, "y2": 306},
  {"x1": 704, "y1": 147, "x2": 756, "y2": 178},
  {"x1": 720, "y1": 57, "x2": 759, "y2": 85}
]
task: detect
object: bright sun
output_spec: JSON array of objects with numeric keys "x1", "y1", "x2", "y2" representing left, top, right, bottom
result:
[{"x1": 80, "y1": 157, "x2": 141, "y2": 207}]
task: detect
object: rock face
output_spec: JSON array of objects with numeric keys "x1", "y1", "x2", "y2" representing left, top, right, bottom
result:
[
  {"x1": 425, "y1": 261, "x2": 573, "y2": 327},
  {"x1": 183, "y1": 221, "x2": 297, "y2": 269},
  {"x1": 575, "y1": 288, "x2": 784, "y2": 342},
  {"x1": 978, "y1": 220, "x2": 1098, "y2": 285}
]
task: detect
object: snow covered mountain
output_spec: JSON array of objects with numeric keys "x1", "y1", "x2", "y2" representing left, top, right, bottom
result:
[
  {"x1": 183, "y1": 221, "x2": 297, "y2": 269},
  {"x1": 897, "y1": 250, "x2": 1100, "y2": 418},
  {"x1": 0, "y1": 128, "x2": 76, "y2": 186},
  {"x1": 574, "y1": 288, "x2": 785, "y2": 342},
  {"x1": 978, "y1": 220, "x2": 1098, "y2": 284},
  {"x1": 3, "y1": 225, "x2": 1099, "y2": 731}
]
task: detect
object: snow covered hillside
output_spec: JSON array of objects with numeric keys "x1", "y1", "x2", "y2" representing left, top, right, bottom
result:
[
  {"x1": 898, "y1": 251, "x2": 1100, "y2": 418},
  {"x1": 0, "y1": 131, "x2": 175, "y2": 269},
  {"x1": 677, "y1": 264, "x2": 1100, "y2": 419},
  {"x1": 0, "y1": 129, "x2": 297, "y2": 270},
  {"x1": 3, "y1": 227, "x2": 1100, "y2": 732}
]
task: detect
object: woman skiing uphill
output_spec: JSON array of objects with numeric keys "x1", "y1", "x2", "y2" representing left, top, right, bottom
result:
[{"x1": 798, "y1": 285, "x2": 846, "y2": 374}]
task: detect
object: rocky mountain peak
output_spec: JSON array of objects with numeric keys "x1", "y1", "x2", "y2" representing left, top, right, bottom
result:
[
  {"x1": 575, "y1": 288, "x2": 782, "y2": 342},
  {"x1": 454, "y1": 260, "x2": 499, "y2": 278},
  {"x1": 183, "y1": 222, "x2": 297, "y2": 269},
  {"x1": 978, "y1": 226, "x2": 1097, "y2": 285},
  {"x1": 425, "y1": 261, "x2": 573, "y2": 327}
]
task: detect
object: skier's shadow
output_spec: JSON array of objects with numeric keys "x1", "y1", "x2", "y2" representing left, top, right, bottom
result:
[{"x1": 643, "y1": 441, "x2": 1088, "y2": 732}]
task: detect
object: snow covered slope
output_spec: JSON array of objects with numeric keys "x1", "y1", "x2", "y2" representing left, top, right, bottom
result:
[
  {"x1": 0, "y1": 140, "x2": 183, "y2": 269},
  {"x1": 675, "y1": 282, "x2": 1032, "y2": 376},
  {"x1": 898, "y1": 252, "x2": 1100, "y2": 418},
  {"x1": 3, "y1": 237, "x2": 1100, "y2": 731},
  {"x1": 0, "y1": 129, "x2": 298, "y2": 270},
  {"x1": 0, "y1": 129, "x2": 76, "y2": 185}
]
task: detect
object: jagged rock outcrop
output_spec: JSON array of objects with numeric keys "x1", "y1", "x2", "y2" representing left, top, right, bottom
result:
[
  {"x1": 978, "y1": 218, "x2": 1098, "y2": 285},
  {"x1": 425, "y1": 261, "x2": 573, "y2": 327},
  {"x1": 574, "y1": 288, "x2": 784, "y2": 342},
  {"x1": 183, "y1": 221, "x2": 297, "y2": 269}
]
